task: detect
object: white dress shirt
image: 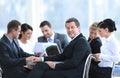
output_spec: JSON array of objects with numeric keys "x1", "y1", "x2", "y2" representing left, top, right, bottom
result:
[
  {"x1": 18, "y1": 40, "x2": 35, "y2": 54},
  {"x1": 98, "y1": 34, "x2": 120, "y2": 68}
]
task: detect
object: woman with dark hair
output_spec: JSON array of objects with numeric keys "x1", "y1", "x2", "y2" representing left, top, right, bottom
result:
[
  {"x1": 93, "y1": 19, "x2": 120, "y2": 78},
  {"x1": 18, "y1": 23, "x2": 34, "y2": 54}
]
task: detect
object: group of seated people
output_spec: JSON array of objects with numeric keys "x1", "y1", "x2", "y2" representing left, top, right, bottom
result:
[
  {"x1": 0, "y1": 17, "x2": 119, "y2": 78},
  {"x1": 18, "y1": 20, "x2": 69, "y2": 55}
]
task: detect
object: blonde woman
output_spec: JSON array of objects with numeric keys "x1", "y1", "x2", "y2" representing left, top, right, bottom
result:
[{"x1": 88, "y1": 22, "x2": 102, "y2": 78}]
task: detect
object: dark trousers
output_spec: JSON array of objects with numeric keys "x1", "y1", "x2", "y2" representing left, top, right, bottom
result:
[
  {"x1": 27, "y1": 62, "x2": 66, "y2": 78},
  {"x1": 89, "y1": 64, "x2": 112, "y2": 78},
  {"x1": 2, "y1": 67, "x2": 30, "y2": 78}
]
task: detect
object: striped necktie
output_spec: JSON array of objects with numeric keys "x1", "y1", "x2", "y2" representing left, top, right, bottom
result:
[{"x1": 48, "y1": 38, "x2": 53, "y2": 43}]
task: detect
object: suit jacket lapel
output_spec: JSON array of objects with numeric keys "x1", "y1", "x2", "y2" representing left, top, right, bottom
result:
[
  {"x1": 13, "y1": 39, "x2": 20, "y2": 57},
  {"x1": 54, "y1": 33, "x2": 57, "y2": 42},
  {"x1": 13, "y1": 39, "x2": 20, "y2": 51},
  {"x1": 1, "y1": 35, "x2": 13, "y2": 52},
  {"x1": 2, "y1": 35, "x2": 19, "y2": 58},
  {"x1": 54, "y1": 33, "x2": 63, "y2": 53},
  {"x1": 54, "y1": 33, "x2": 60, "y2": 44},
  {"x1": 69, "y1": 33, "x2": 83, "y2": 44}
]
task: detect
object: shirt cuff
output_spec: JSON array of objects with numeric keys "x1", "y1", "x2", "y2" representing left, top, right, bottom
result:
[{"x1": 41, "y1": 57, "x2": 44, "y2": 62}]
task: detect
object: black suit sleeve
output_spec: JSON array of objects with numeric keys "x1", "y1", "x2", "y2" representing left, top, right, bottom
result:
[
  {"x1": 45, "y1": 37, "x2": 90, "y2": 70},
  {"x1": 0, "y1": 42, "x2": 26, "y2": 67},
  {"x1": 55, "y1": 38, "x2": 89, "y2": 70}
]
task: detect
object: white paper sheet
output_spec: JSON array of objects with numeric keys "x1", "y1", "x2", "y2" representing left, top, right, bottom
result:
[{"x1": 33, "y1": 42, "x2": 60, "y2": 56}]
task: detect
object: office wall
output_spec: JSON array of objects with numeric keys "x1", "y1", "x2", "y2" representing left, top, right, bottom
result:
[{"x1": 0, "y1": 0, "x2": 120, "y2": 44}]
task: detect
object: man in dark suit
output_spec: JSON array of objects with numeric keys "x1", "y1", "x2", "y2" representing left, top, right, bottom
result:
[
  {"x1": 0, "y1": 20, "x2": 37, "y2": 78},
  {"x1": 27, "y1": 17, "x2": 91, "y2": 78},
  {"x1": 38, "y1": 20, "x2": 69, "y2": 53}
]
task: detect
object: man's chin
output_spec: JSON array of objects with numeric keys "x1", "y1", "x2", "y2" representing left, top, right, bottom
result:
[
  {"x1": 69, "y1": 35, "x2": 74, "y2": 39},
  {"x1": 45, "y1": 35, "x2": 50, "y2": 38}
]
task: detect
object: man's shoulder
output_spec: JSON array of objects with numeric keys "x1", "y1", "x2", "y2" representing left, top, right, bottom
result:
[
  {"x1": 55, "y1": 33, "x2": 66, "y2": 37},
  {"x1": 74, "y1": 33, "x2": 87, "y2": 42},
  {"x1": 0, "y1": 35, "x2": 7, "y2": 43},
  {"x1": 38, "y1": 36, "x2": 46, "y2": 42},
  {"x1": 38, "y1": 36, "x2": 45, "y2": 39},
  {"x1": 76, "y1": 33, "x2": 85, "y2": 39},
  {"x1": 0, "y1": 39, "x2": 4, "y2": 45},
  {"x1": 0, "y1": 37, "x2": 8, "y2": 47}
]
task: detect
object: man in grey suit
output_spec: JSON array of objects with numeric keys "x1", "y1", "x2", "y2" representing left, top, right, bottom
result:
[
  {"x1": 38, "y1": 20, "x2": 69, "y2": 54},
  {"x1": 27, "y1": 17, "x2": 91, "y2": 78}
]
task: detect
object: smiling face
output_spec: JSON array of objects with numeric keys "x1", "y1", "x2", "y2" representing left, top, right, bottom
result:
[
  {"x1": 65, "y1": 22, "x2": 80, "y2": 39},
  {"x1": 89, "y1": 29, "x2": 98, "y2": 40},
  {"x1": 40, "y1": 25, "x2": 53, "y2": 38},
  {"x1": 21, "y1": 29, "x2": 33, "y2": 40},
  {"x1": 89, "y1": 22, "x2": 99, "y2": 40}
]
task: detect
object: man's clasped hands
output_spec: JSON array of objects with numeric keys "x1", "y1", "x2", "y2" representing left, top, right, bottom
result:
[{"x1": 25, "y1": 56, "x2": 56, "y2": 70}]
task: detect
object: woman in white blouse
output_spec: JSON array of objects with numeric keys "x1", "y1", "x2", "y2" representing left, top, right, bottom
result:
[
  {"x1": 18, "y1": 23, "x2": 35, "y2": 54},
  {"x1": 93, "y1": 18, "x2": 120, "y2": 78}
]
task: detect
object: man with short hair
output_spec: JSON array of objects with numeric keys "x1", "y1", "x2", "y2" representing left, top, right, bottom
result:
[
  {"x1": 38, "y1": 20, "x2": 69, "y2": 53},
  {"x1": 27, "y1": 17, "x2": 91, "y2": 78},
  {"x1": 0, "y1": 20, "x2": 37, "y2": 78}
]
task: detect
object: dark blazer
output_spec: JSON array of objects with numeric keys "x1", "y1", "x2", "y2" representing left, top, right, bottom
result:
[
  {"x1": 88, "y1": 37, "x2": 102, "y2": 65},
  {"x1": 44, "y1": 33, "x2": 91, "y2": 78},
  {"x1": 0, "y1": 35, "x2": 32, "y2": 78},
  {"x1": 38, "y1": 33, "x2": 69, "y2": 53},
  {"x1": 88, "y1": 37, "x2": 102, "y2": 54},
  {"x1": 88, "y1": 37, "x2": 102, "y2": 78}
]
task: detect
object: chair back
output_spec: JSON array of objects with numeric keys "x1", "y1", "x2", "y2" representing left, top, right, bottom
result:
[
  {"x1": 82, "y1": 54, "x2": 93, "y2": 78},
  {"x1": 0, "y1": 67, "x2": 2, "y2": 78},
  {"x1": 111, "y1": 64, "x2": 120, "y2": 78}
]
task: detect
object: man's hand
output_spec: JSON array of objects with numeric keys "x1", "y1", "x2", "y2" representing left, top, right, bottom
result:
[
  {"x1": 33, "y1": 57, "x2": 41, "y2": 62},
  {"x1": 35, "y1": 52, "x2": 47, "y2": 57},
  {"x1": 45, "y1": 61, "x2": 55, "y2": 69},
  {"x1": 26, "y1": 56, "x2": 36, "y2": 63},
  {"x1": 35, "y1": 52, "x2": 42, "y2": 57},
  {"x1": 25, "y1": 56, "x2": 41, "y2": 69},
  {"x1": 26, "y1": 56, "x2": 41, "y2": 63}
]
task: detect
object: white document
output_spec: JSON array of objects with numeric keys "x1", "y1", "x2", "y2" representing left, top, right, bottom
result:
[
  {"x1": 33, "y1": 42, "x2": 44, "y2": 53},
  {"x1": 32, "y1": 42, "x2": 45, "y2": 56},
  {"x1": 33, "y1": 42, "x2": 60, "y2": 56}
]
